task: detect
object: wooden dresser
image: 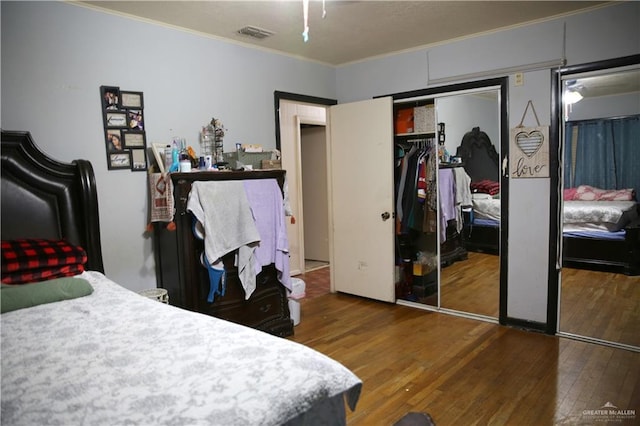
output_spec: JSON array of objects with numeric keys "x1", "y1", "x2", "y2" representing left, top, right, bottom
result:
[{"x1": 153, "y1": 170, "x2": 293, "y2": 337}]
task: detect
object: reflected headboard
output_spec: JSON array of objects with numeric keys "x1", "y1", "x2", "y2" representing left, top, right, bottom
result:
[
  {"x1": 455, "y1": 127, "x2": 500, "y2": 183},
  {"x1": 1, "y1": 130, "x2": 104, "y2": 273}
]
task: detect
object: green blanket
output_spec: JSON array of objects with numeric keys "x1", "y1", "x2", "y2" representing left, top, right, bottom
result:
[{"x1": 1, "y1": 277, "x2": 93, "y2": 313}]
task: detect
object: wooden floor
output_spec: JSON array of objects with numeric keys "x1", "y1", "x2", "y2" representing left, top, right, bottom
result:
[
  {"x1": 292, "y1": 255, "x2": 640, "y2": 424},
  {"x1": 289, "y1": 292, "x2": 640, "y2": 425},
  {"x1": 440, "y1": 251, "x2": 500, "y2": 318},
  {"x1": 413, "y1": 252, "x2": 639, "y2": 347},
  {"x1": 560, "y1": 267, "x2": 640, "y2": 347},
  {"x1": 295, "y1": 264, "x2": 330, "y2": 299}
]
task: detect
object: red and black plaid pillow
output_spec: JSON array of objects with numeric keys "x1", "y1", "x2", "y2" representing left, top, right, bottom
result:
[{"x1": 1, "y1": 239, "x2": 87, "y2": 284}]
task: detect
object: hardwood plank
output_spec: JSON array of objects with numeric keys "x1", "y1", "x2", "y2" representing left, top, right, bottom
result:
[
  {"x1": 302, "y1": 255, "x2": 640, "y2": 348},
  {"x1": 430, "y1": 252, "x2": 639, "y2": 346},
  {"x1": 440, "y1": 251, "x2": 500, "y2": 317},
  {"x1": 289, "y1": 292, "x2": 640, "y2": 425},
  {"x1": 560, "y1": 267, "x2": 640, "y2": 346}
]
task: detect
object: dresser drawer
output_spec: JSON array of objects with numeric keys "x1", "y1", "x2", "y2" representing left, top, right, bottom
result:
[{"x1": 198, "y1": 263, "x2": 291, "y2": 332}]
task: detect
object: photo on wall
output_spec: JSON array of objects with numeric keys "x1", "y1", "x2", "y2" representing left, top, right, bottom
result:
[
  {"x1": 106, "y1": 129, "x2": 124, "y2": 152},
  {"x1": 101, "y1": 86, "x2": 120, "y2": 110},
  {"x1": 100, "y1": 85, "x2": 147, "y2": 171},
  {"x1": 108, "y1": 151, "x2": 131, "y2": 170}
]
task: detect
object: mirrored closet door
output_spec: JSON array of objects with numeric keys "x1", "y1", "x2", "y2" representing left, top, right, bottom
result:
[
  {"x1": 557, "y1": 58, "x2": 640, "y2": 350},
  {"x1": 436, "y1": 89, "x2": 502, "y2": 320},
  {"x1": 393, "y1": 78, "x2": 508, "y2": 323}
]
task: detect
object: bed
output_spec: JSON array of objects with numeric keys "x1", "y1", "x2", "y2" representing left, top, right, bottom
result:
[
  {"x1": 456, "y1": 133, "x2": 640, "y2": 276},
  {"x1": 1, "y1": 130, "x2": 362, "y2": 425}
]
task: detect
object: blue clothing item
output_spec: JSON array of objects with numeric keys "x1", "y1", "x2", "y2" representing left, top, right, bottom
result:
[{"x1": 202, "y1": 253, "x2": 225, "y2": 303}]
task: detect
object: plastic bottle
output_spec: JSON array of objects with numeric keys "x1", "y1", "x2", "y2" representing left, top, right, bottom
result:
[
  {"x1": 164, "y1": 145, "x2": 172, "y2": 171},
  {"x1": 168, "y1": 141, "x2": 180, "y2": 172}
]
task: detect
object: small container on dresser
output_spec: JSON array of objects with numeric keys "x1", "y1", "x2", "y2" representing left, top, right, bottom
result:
[{"x1": 152, "y1": 170, "x2": 293, "y2": 337}]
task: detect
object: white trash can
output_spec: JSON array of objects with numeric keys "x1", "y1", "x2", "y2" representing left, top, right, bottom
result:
[
  {"x1": 138, "y1": 288, "x2": 169, "y2": 304},
  {"x1": 288, "y1": 278, "x2": 306, "y2": 326}
]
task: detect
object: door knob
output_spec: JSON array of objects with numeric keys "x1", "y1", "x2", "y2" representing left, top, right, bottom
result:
[{"x1": 381, "y1": 212, "x2": 391, "y2": 221}]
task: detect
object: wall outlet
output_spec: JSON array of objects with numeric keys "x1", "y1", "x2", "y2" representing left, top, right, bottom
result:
[{"x1": 514, "y1": 72, "x2": 524, "y2": 86}]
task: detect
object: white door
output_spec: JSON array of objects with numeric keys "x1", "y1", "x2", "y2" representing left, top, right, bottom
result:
[{"x1": 328, "y1": 97, "x2": 395, "y2": 302}]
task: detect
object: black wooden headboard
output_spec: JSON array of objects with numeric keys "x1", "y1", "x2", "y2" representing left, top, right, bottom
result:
[
  {"x1": 456, "y1": 127, "x2": 500, "y2": 183},
  {"x1": 1, "y1": 130, "x2": 104, "y2": 273}
]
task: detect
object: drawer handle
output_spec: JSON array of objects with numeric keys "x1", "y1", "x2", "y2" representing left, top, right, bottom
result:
[{"x1": 259, "y1": 303, "x2": 272, "y2": 313}]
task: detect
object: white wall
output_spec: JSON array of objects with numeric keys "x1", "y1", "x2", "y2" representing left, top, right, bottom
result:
[
  {"x1": 1, "y1": 1, "x2": 336, "y2": 292},
  {"x1": 301, "y1": 126, "x2": 330, "y2": 262}
]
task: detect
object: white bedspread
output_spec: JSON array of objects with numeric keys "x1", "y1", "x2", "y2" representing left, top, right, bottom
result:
[
  {"x1": 472, "y1": 196, "x2": 501, "y2": 222},
  {"x1": 563, "y1": 200, "x2": 638, "y2": 232},
  {"x1": 1, "y1": 271, "x2": 361, "y2": 426},
  {"x1": 472, "y1": 198, "x2": 638, "y2": 232}
]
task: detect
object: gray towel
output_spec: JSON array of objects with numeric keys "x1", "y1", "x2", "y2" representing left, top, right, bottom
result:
[
  {"x1": 453, "y1": 167, "x2": 472, "y2": 233},
  {"x1": 187, "y1": 181, "x2": 260, "y2": 299}
]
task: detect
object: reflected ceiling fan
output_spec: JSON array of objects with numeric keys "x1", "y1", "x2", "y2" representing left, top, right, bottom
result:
[{"x1": 567, "y1": 70, "x2": 640, "y2": 101}]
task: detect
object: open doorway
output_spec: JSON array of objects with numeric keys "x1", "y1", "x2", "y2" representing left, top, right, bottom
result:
[
  {"x1": 274, "y1": 91, "x2": 336, "y2": 283},
  {"x1": 301, "y1": 124, "x2": 330, "y2": 272}
]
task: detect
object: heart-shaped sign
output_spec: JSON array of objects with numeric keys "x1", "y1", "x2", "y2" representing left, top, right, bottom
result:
[{"x1": 515, "y1": 130, "x2": 544, "y2": 157}]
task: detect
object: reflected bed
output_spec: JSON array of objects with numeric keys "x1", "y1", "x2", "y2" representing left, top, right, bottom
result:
[{"x1": 457, "y1": 133, "x2": 640, "y2": 275}]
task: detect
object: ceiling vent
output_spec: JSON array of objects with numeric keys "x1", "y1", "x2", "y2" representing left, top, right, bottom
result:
[{"x1": 237, "y1": 26, "x2": 275, "y2": 40}]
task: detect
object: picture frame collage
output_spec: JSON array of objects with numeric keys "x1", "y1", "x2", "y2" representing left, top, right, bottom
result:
[{"x1": 100, "y1": 85, "x2": 148, "y2": 171}]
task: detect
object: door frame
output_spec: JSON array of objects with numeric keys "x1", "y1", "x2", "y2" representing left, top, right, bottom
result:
[
  {"x1": 549, "y1": 54, "x2": 640, "y2": 340},
  {"x1": 383, "y1": 77, "x2": 510, "y2": 325},
  {"x1": 274, "y1": 91, "x2": 336, "y2": 275},
  {"x1": 274, "y1": 91, "x2": 337, "y2": 151}
]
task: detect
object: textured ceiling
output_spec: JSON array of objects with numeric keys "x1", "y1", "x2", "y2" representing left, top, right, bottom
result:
[{"x1": 77, "y1": 1, "x2": 609, "y2": 66}]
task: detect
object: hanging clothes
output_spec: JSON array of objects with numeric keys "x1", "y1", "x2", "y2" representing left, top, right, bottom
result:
[
  {"x1": 438, "y1": 168, "x2": 457, "y2": 242},
  {"x1": 394, "y1": 139, "x2": 436, "y2": 235},
  {"x1": 452, "y1": 167, "x2": 472, "y2": 232}
]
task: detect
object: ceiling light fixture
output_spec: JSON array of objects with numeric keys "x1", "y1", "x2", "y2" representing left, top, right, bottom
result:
[{"x1": 564, "y1": 89, "x2": 583, "y2": 105}]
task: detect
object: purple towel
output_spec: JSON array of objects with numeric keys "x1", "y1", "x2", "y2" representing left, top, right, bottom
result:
[{"x1": 243, "y1": 179, "x2": 291, "y2": 291}]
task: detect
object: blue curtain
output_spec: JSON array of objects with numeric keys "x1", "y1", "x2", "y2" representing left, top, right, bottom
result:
[{"x1": 564, "y1": 115, "x2": 640, "y2": 192}]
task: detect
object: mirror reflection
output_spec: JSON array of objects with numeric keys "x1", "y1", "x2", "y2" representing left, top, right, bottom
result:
[
  {"x1": 559, "y1": 66, "x2": 640, "y2": 348},
  {"x1": 437, "y1": 90, "x2": 501, "y2": 318}
]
